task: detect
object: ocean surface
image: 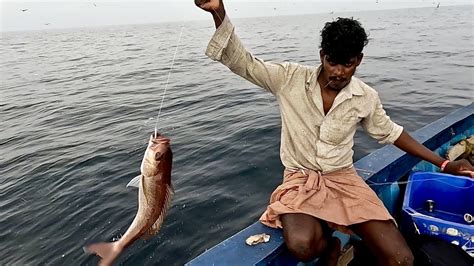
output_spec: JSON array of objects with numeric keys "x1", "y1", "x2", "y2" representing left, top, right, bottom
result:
[{"x1": 1, "y1": 5, "x2": 473, "y2": 265}]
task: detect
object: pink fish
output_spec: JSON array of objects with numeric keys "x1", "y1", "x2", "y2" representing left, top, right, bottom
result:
[{"x1": 85, "y1": 133, "x2": 173, "y2": 266}]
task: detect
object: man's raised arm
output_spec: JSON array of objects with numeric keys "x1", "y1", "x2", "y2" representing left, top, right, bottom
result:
[{"x1": 193, "y1": 0, "x2": 290, "y2": 96}]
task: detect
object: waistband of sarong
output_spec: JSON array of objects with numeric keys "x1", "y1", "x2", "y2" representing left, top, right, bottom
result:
[
  {"x1": 284, "y1": 166, "x2": 355, "y2": 176},
  {"x1": 283, "y1": 166, "x2": 357, "y2": 190},
  {"x1": 282, "y1": 168, "x2": 319, "y2": 191}
]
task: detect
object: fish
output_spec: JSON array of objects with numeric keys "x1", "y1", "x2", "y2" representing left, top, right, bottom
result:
[{"x1": 84, "y1": 133, "x2": 173, "y2": 266}]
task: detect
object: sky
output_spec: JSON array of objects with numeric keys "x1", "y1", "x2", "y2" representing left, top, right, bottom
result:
[{"x1": 1, "y1": 0, "x2": 473, "y2": 32}]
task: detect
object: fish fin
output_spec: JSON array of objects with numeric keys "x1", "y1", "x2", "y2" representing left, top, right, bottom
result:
[
  {"x1": 126, "y1": 175, "x2": 142, "y2": 188},
  {"x1": 84, "y1": 242, "x2": 122, "y2": 265},
  {"x1": 143, "y1": 185, "x2": 174, "y2": 239}
]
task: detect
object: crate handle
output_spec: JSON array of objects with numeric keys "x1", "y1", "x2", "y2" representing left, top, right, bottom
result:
[
  {"x1": 464, "y1": 213, "x2": 473, "y2": 224},
  {"x1": 405, "y1": 208, "x2": 416, "y2": 215}
]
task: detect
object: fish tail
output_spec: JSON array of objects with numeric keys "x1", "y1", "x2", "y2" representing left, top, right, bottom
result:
[{"x1": 84, "y1": 242, "x2": 122, "y2": 266}]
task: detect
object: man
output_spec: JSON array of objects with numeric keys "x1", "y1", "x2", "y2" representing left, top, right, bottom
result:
[{"x1": 195, "y1": 0, "x2": 474, "y2": 265}]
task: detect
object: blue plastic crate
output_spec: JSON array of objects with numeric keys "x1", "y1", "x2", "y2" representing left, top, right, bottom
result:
[{"x1": 402, "y1": 172, "x2": 474, "y2": 256}]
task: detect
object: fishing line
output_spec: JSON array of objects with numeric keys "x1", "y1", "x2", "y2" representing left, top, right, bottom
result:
[
  {"x1": 366, "y1": 177, "x2": 474, "y2": 190},
  {"x1": 350, "y1": 166, "x2": 474, "y2": 189},
  {"x1": 153, "y1": 22, "x2": 185, "y2": 138},
  {"x1": 355, "y1": 168, "x2": 473, "y2": 189},
  {"x1": 354, "y1": 168, "x2": 377, "y2": 175}
]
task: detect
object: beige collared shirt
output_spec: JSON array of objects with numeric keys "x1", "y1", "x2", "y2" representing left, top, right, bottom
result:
[{"x1": 205, "y1": 16, "x2": 403, "y2": 173}]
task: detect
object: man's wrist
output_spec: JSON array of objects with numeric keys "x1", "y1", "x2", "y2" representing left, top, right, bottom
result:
[
  {"x1": 440, "y1": 160, "x2": 450, "y2": 172},
  {"x1": 212, "y1": 9, "x2": 225, "y2": 21}
]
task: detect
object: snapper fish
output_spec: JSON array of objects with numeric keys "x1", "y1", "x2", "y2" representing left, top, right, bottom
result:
[{"x1": 84, "y1": 133, "x2": 173, "y2": 266}]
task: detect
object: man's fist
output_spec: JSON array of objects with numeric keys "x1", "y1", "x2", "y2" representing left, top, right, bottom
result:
[{"x1": 195, "y1": 0, "x2": 223, "y2": 13}]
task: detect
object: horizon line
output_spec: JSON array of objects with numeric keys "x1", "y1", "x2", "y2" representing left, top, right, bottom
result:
[{"x1": 2, "y1": 3, "x2": 471, "y2": 33}]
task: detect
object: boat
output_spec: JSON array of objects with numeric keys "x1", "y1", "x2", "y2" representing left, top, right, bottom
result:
[{"x1": 186, "y1": 103, "x2": 473, "y2": 266}]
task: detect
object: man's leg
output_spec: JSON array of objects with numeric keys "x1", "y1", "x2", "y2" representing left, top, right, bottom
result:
[
  {"x1": 281, "y1": 213, "x2": 340, "y2": 265},
  {"x1": 351, "y1": 220, "x2": 414, "y2": 266}
]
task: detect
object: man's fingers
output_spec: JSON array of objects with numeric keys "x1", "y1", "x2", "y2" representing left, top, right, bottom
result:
[
  {"x1": 195, "y1": 0, "x2": 210, "y2": 10},
  {"x1": 458, "y1": 170, "x2": 474, "y2": 178},
  {"x1": 196, "y1": 0, "x2": 218, "y2": 11},
  {"x1": 195, "y1": 0, "x2": 208, "y2": 6}
]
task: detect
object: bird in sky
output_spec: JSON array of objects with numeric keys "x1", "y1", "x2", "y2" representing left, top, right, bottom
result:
[{"x1": 21, "y1": 9, "x2": 28, "y2": 12}]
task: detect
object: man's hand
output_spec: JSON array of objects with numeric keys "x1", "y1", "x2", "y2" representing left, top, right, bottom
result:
[
  {"x1": 194, "y1": 0, "x2": 226, "y2": 29},
  {"x1": 195, "y1": 0, "x2": 222, "y2": 13},
  {"x1": 444, "y1": 159, "x2": 474, "y2": 178}
]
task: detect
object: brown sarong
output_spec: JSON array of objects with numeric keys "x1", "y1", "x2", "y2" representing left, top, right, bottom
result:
[{"x1": 259, "y1": 167, "x2": 395, "y2": 234}]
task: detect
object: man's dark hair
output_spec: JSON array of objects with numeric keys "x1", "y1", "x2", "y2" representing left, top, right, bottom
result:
[{"x1": 320, "y1": 17, "x2": 369, "y2": 64}]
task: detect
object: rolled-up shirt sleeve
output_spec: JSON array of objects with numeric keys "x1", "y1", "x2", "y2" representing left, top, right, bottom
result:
[
  {"x1": 205, "y1": 15, "x2": 289, "y2": 95},
  {"x1": 361, "y1": 94, "x2": 403, "y2": 144}
]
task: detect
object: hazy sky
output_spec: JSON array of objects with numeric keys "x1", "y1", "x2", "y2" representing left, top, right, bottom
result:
[{"x1": 1, "y1": 0, "x2": 472, "y2": 31}]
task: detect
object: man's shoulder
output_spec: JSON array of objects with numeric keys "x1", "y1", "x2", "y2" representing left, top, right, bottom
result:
[
  {"x1": 275, "y1": 62, "x2": 314, "y2": 78},
  {"x1": 351, "y1": 76, "x2": 379, "y2": 97},
  {"x1": 282, "y1": 62, "x2": 309, "y2": 71}
]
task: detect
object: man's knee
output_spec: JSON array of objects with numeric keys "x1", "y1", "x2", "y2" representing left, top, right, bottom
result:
[
  {"x1": 383, "y1": 246, "x2": 414, "y2": 266},
  {"x1": 285, "y1": 234, "x2": 327, "y2": 262},
  {"x1": 281, "y1": 214, "x2": 330, "y2": 262}
]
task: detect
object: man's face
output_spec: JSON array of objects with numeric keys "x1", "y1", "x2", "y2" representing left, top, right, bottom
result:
[{"x1": 319, "y1": 51, "x2": 363, "y2": 91}]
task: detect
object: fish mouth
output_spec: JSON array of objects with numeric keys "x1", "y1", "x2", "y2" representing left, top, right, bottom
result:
[
  {"x1": 149, "y1": 133, "x2": 170, "y2": 144},
  {"x1": 149, "y1": 133, "x2": 171, "y2": 160}
]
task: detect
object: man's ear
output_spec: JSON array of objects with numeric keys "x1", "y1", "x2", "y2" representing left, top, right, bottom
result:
[
  {"x1": 356, "y1": 53, "x2": 364, "y2": 66},
  {"x1": 319, "y1": 50, "x2": 325, "y2": 62}
]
